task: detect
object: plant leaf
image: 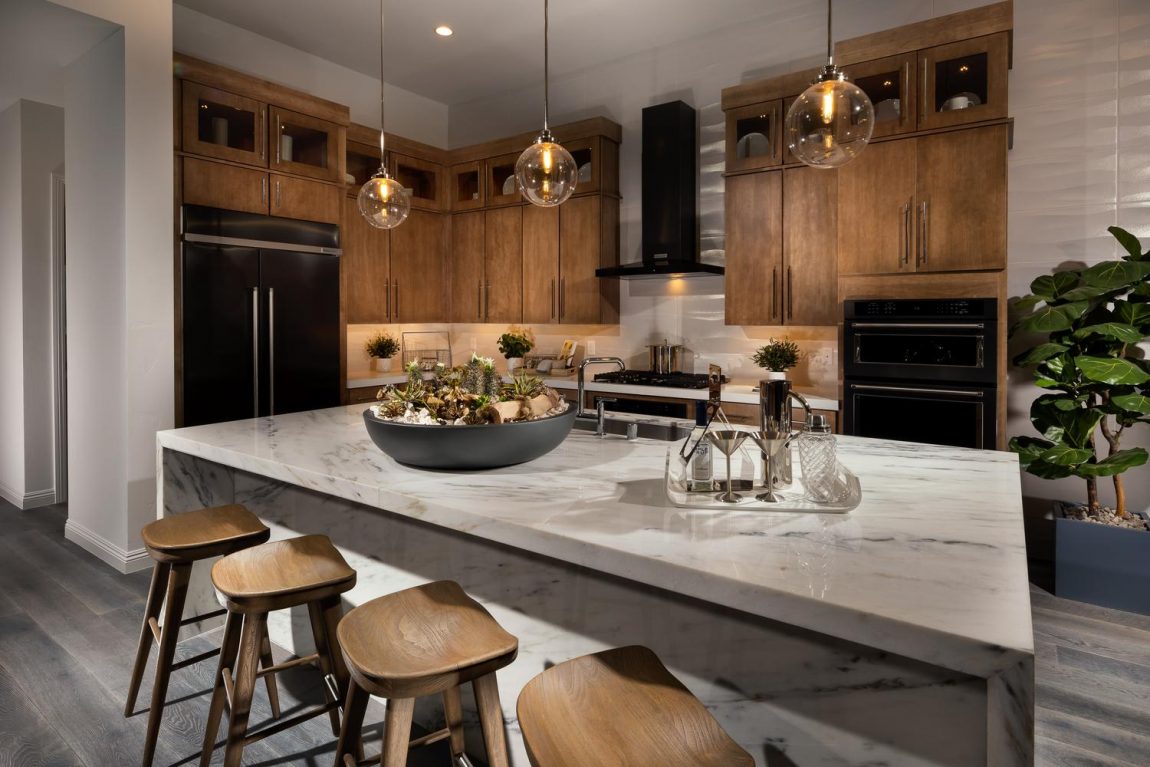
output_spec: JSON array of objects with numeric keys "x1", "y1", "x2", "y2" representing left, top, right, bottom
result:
[
  {"x1": 1073, "y1": 323, "x2": 1144, "y2": 344},
  {"x1": 1114, "y1": 302, "x2": 1150, "y2": 328},
  {"x1": 1029, "y1": 272, "x2": 1080, "y2": 300},
  {"x1": 1013, "y1": 343, "x2": 1069, "y2": 367},
  {"x1": 1081, "y1": 260, "x2": 1150, "y2": 290},
  {"x1": 1015, "y1": 301, "x2": 1090, "y2": 333},
  {"x1": 1076, "y1": 448, "x2": 1149, "y2": 477},
  {"x1": 1039, "y1": 445, "x2": 1095, "y2": 466},
  {"x1": 1112, "y1": 393, "x2": 1150, "y2": 415},
  {"x1": 1109, "y1": 226, "x2": 1144, "y2": 259},
  {"x1": 1026, "y1": 460, "x2": 1075, "y2": 480},
  {"x1": 1078, "y1": 356, "x2": 1150, "y2": 385},
  {"x1": 1059, "y1": 284, "x2": 1113, "y2": 302}
]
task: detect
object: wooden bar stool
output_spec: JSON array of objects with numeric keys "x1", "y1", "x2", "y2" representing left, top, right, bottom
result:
[
  {"x1": 517, "y1": 645, "x2": 754, "y2": 767},
  {"x1": 332, "y1": 580, "x2": 518, "y2": 767},
  {"x1": 127, "y1": 504, "x2": 279, "y2": 767},
  {"x1": 200, "y1": 534, "x2": 357, "y2": 767}
]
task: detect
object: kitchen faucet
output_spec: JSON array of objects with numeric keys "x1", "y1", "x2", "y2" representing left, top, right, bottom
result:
[{"x1": 577, "y1": 356, "x2": 626, "y2": 420}]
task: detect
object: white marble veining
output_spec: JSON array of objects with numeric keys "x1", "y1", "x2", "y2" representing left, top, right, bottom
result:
[{"x1": 157, "y1": 405, "x2": 1029, "y2": 680}]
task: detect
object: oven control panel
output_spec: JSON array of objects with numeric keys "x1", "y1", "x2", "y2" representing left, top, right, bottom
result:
[{"x1": 845, "y1": 298, "x2": 995, "y2": 320}]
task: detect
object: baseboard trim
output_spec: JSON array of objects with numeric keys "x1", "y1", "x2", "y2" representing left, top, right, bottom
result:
[
  {"x1": 0, "y1": 481, "x2": 57, "y2": 510},
  {"x1": 64, "y1": 520, "x2": 151, "y2": 574}
]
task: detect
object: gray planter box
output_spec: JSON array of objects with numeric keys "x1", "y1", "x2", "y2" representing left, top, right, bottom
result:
[{"x1": 1055, "y1": 501, "x2": 1150, "y2": 615}]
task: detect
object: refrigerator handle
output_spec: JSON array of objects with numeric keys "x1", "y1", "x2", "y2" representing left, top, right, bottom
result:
[
  {"x1": 251, "y1": 287, "x2": 259, "y2": 418},
  {"x1": 268, "y1": 287, "x2": 275, "y2": 415}
]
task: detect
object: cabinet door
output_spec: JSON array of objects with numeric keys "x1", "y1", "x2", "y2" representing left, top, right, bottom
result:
[
  {"x1": 725, "y1": 101, "x2": 783, "y2": 173},
  {"x1": 915, "y1": 125, "x2": 1007, "y2": 272},
  {"x1": 840, "y1": 53, "x2": 917, "y2": 138},
  {"x1": 346, "y1": 140, "x2": 381, "y2": 189},
  {"x1": 558, "y1": 195, "x2": 603, "y2": 324},
  {"x1": 522, "y1": 205, "x2": 560, "y2": 324},
  {"x1": 484, "y1": 206, "x2": 523, "y2": 323},
  {"x1": 919, "y1": 33, "x2": 1009, "y2": 131},
  {"x1": 181, "y1": 82, "x2": 267, "y2": 167},
  {"x1": 450, "y1": 211, "x2": 485, "y2": 322},
  {"x1": 485, "y1": 152, "x2": 522, "y2": 206},
  {"x1": 564, "y1": 136, "x2": 600, "y2": 195},
  {"x1": 269, "y1": 174, "x2": 341, "y2": 224},
  {"x1": 390, "y1": 153, "x2": 444, "y2": 211},
  {"x1": 390, "y1": 210, "x2": 447, "y2": 323},
  {"x1": 450, "y1": 162, "x2": 484, "y2": 211},
  {"x1": 724, "y1": 171, "x2": 782, "y2": 326},
  {"x1": 783, "y1": 167, "x2": 838, "y2": 326},
  {"x1": 270, "y1": 106, "x2": 342, "y2": 182},
  {"x1": 836, "y1": 138, "x2": 916, "y2": 276},
  {"x1": 342, "y1": 195, "x2": 390, "y2": 324},
  {"x1": 183, "y1": 157, "x2": 268, "y2": 215}
]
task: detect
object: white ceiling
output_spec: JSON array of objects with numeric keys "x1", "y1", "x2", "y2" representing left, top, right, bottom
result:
[
  {"x1": 0, "y1": 0, "x2": 120, "y2": 113},
  {"x1": 173, "y1": 0, "x2": 778, "y2": 106}
]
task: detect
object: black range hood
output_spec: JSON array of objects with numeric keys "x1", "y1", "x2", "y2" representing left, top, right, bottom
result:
[{"x1": 596, "y1": 100, "x2": 723, "y2": 279}]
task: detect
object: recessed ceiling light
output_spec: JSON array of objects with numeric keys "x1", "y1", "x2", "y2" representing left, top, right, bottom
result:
[{"x1": 435, "y1": 25, "x2": 453, "y2": 37}]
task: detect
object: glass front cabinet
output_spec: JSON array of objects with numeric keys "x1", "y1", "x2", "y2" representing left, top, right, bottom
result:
[
  {"x1": 181, "y1": 82, "x2": 267, "y2": 166},
  {"x1": 841, "y1": 53, "x2": 918, "y2": 138},
  {"x1": 485, "y1": 152, "x2": 522, "y2": 207},
  {"x1": 390, "y1": 153, "x2": 444, "y2": 211},
  {"x1": 346, "y1": 141, "x2": 382, "y2": 193},
  {"x1": 725, "y1": 100, "x2": 783, "y2": 172},
  {"x1": 918, "y1": 33, "x2": 1009, "y2": 130},
  {"x1": 450, "y1": 162, "x2": 484, "y2": 211},
  {"x1": 269, "y1": 106, "x2": 342, "y2": 182}
]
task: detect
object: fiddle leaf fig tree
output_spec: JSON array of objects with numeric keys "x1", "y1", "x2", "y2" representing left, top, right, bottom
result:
[{"x1": 1010, "y1": 226, "x2": 1150, "y2": 517}]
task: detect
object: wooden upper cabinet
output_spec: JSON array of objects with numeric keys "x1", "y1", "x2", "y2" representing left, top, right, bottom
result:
[
  {"x1": 782, "y1": 167, "x2": 837, "y2": 325},
  {"x1": 269, "y1": 174, "x2": 341, "y2": 225},
  {"x1": 522, "y1": 205, "x2": 560, "y2": 324},
  {"x1": 840, "y1": 53, "x2": 918, "y2": 138},
  {"x1": 450, "y1": 162, "x2": 484, "y2": 211},
  {"x1": 346, "y1": 140, "x2": 381, "y2": 192},
  {"x1": 919, "y1": 33, "x2": 1009, "y2": 131},
  {"x1": 390, "y1": 152, "x2": 444, "y2": 211},
  {"x1": 563, "y1": 136, "x2": 610, "y2": 196},
  {"x1": 390, "y1": 210, "x2": 446, "y2": 323},
  {"x1": 342, "y1": 195, "x2": 390, "y2": 324},
  {"x1": 724, "y1": 171, "x2": 782, "y2": 326},
  {"x1": 484, "y1": 206, "x2": 523, "y2": 323},
  {"x1": 450, "y1": 211, "x2": 485, "y2": 322},
  {"x1": 725, "y1": 100, "x2": 783, "y2": 173},
  {"x1": 559, "y1": 195, "x2": 606, "y2": 324},
  {"x1": 181, "y1": 82, "x2": 268, "y2": 167},
  {"x1": 915, "y1": 124, "x2": 1007, "y2": 272},
  {"x1": 485, "y1": 152, "x2": 522, "y2": 207},
  {"x1": 270, "y1": 106, "x2": 342, "y2": 183},
  {"x1": 836, "y1": 138, "x2": 917, "y2": 276},
  {"x1": 183, "y1": 157, "x2": 268, "y2": 215}
]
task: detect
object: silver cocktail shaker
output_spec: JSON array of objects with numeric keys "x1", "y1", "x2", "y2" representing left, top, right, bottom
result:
[{"x1": 759, "y1": 379, "x2": 811, "y2": 489}]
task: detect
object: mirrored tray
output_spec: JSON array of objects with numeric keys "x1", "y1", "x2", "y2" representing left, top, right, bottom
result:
[{"x1": 664, "y1": 447, "x2": 862, "y2": 514}]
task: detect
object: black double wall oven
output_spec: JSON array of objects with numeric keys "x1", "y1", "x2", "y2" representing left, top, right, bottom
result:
[{"x1": 843, "y1": 298, "x2": 998, "y2": 450}]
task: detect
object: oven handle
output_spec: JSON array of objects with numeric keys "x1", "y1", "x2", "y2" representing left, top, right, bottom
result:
[
  {"x1": 850, "y1": 383, "x2": 984, "y2": 398},
  {"x1": 848, "y1": 322, "x2": 986, "y2": 330}
]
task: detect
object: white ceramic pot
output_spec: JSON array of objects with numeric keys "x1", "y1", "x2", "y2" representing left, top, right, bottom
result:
[
  {"x1": 370, "y1": 357, "x2": 393, "y2": 373},
  {"x1": 507, "y1": 357, "x2": 523, "y2": 372},
  {"x1": 765, "y1": 370, "x2": 787, "y2": 381}
]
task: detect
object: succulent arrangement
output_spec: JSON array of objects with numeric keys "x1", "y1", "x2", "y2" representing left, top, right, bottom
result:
[
  {"x1": 753, "y1": 338, "x2": 801, "y2": 372},
  {"x1": 364, "y1": 332, "x2": 400, "y2": 359},
  {"x1": 372, "y1": 354, "x2": 565, "y2": 426},
  {"x1": 497, "y1": 326, "x2": 535, "y2": 359}
]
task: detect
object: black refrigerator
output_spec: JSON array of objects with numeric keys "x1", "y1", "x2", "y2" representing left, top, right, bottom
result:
[{"x1": 180, "y1": 205, "x2": 341, "y2": 427}]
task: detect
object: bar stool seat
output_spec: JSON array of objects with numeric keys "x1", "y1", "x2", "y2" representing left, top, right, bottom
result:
[
  {"x1": 127, "y1": 504, "x2": 276, "y2": 767},
  {"x1": 201, "y1": 535, "x2": 357, "y2": 767},
  {"x1": 334, "y1": 581, "x2": 518, "y2": 767},
  {"x1": 517, "y1": 645, "x2": 754, "y2": 767}
]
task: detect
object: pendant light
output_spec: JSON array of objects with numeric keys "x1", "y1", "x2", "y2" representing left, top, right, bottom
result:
[
  {"x1": 515, "y1": 0, "x2": 578, "y2": 207},
  {"x1": 358, "y1": 0, "x2": 410, "y2": 229},
  {"x1": 784, "y1": 0, "x2": 874, "y2": 169}
]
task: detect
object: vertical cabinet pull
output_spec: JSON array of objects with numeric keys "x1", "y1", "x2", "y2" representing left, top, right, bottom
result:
[
  {"x1": 787, "y1": 267, "x2": 793, "y2": 321},
  {"x1": 384, "y1": 278, "x2": 390, "y2": 320},
  {"x1": 477, "y1": 280, "x2": 483, "y2": 320},
  {"x1": 919, "y1": 200, "x2": 929, "y2": 266},
  {"x1": 559, "y1": 278, "x2": 565, "y2": 320},
  {"x1": 551, "y1": 279, "x2": 557, "y2": 320},
  {"x1": 275, "y1": 179, "x2": 282, "y2": 208},
  {"x1": 259, "y1": 108, "x2": 266, "y2": 160},
  {"x1": 261, "y1": 177, "x2": 267, "y2": 205},
  {"x1": 485, "y1": 283, "x2": 492, "y2": 321},
  {"x1": 770, "y1": 268, "x2": 777, "y2": 320},
  {"x1": 900, "y1": 200, "x2": 911, "y2": 266},
  {"x1": 267, "y1": 287, "x2": 275, "y2": 415},
  {"x1": 394, "y1": 282, "x2": 400, "y2": 320},
  {"x1": 251, "y1": 287, "x2": 259, "y2": 418},
  {"x1": 275, "y1": 124, "x2": 281, "y2": 164}
]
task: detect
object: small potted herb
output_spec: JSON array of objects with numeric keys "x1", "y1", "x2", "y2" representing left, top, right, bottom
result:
[
  {"x1": 497, "y1": 326, "x2": 535, "y2": 372},
  {"x1": 752, "y1": 338, "x2": 801, "y2": 380},
  {"x1": 364, "y1": 332, "x2": 400, "y2": 373}
]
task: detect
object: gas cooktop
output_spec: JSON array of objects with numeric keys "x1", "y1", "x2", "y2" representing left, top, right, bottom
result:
[{"x1": 592, "y1": 371, "x2": 725, "y2": 389}]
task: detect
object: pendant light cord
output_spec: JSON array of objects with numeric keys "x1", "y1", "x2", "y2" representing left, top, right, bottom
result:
[
  {"x1": 543, "y1": 0, "x2": 550, "y2": 132},
  {"x1": 826, "y1": 0, "x2": 834, "y2": 66},
  {"x1": 378, "y1": 0, "x2": 387, "y2": 165}
]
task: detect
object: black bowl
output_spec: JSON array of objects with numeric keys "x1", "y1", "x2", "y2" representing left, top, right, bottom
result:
[{"x1": 362, "y1": 405, "x2": 577, "y2": 469}]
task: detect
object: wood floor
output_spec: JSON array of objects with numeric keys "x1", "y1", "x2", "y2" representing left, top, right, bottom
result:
[{"x1": 1, "y1": 500, "x2": 1149, "y2": 766}]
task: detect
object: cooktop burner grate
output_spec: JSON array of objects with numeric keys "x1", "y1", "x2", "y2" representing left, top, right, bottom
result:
[{"x1": 591, "y1": 371, "x2": 724, "y2": 389}]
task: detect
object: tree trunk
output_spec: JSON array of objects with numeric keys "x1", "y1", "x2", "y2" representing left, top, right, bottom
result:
[
  {"x1": 1114, "y1": 474, "x2": 1127, "y2": 517},
  {"x1": 1086, "y1": 476, "x2": 1099, "y2": 512}
]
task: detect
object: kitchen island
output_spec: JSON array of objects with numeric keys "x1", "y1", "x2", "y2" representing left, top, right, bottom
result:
[{"x1": 157, "y1": 405, "x2": 1033, "y2": 766}]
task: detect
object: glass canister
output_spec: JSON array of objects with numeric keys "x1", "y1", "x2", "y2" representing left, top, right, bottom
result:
[{"x1": 797, "y1": 414, "x2": 839, "y2": 502}]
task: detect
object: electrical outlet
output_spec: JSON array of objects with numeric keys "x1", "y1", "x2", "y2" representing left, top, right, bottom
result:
[{"x1": 587, "y1": 340, "x2": 597, "y2": 355}]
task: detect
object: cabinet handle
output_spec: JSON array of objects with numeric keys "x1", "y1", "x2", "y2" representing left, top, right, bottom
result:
[
  {"x1": 477, "y1": 280, "x2": 483, "y2": 320},
  {"x1": 787, "y1": 266, "x2": 793, "y2": 321},
  {"x1": 919, "y1": 200, "x2": 929, "y2": 266},
  {"x1": 259, "y1": 108, "x2": 266, "y2": 160},
  {"x1": 261, "y1": 177, "x2": 267, "y2": 205},
  {"x1": 394, "y1": 281, "x2": 400, "y2": 320},
  {"x1": 921, "y1": 57, "x2": 928, "y2": 124},
  {"x1": 275, "y1": 178, "x2": 282, "y2": 208},
  {"x1": 268, "y1": 287, "x2": 275, "y2": 415},
  {"x1": 551, "y1": 279, "x2": 557, "y2": 320},
  {"x1": 384, "y1": 278, "x2": 390, "y2": 320},
  {"x1": 770, "y1": 268, "x2": 777, "y2": 320},
  {"x1": 559, "y1": 277, "x2": 565, "y2": 319},
  {"x1": 485, "y1": 283, "x2": 491, "y2": 321},
  {"x1": 251, "y1": 287, "x2": 259, "y2": 417},
  {"x1": 276, "y1": 126, "x2": 281, "y2": 164}
]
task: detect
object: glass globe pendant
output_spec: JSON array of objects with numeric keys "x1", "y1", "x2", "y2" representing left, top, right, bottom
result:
[
  {"x1": 515, "y1": 0, "x2": 577, "y2": 207},
  {"x1": 359, "y1": 0, "x2": 409, "y2": 229},
  {"x1": 784, "y1": 0, "x2": 874, "y2": 169}
]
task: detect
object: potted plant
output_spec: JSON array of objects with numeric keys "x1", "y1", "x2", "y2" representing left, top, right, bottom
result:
[
  {"x1": 1010, "y1": 225, "x2": 1150, "y2": 613},
  {"x1": 752, "y1": 338, "x2": 800, "y2": 380},
  {"x1": 498, "y1": 326, "x2": 535, "y2": 372},
  {"x1": 365, "y1": 332, "x2": 400, "y2": 373}
]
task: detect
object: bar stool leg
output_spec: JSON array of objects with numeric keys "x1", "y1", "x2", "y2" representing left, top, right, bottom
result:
[
  {"x1": 319, "y1": 596, "x2": 351, "y2": 699},
  {"x1": 124, "y1": 561, "x2": 170, "y2": 717},
  {"x1": 308, "y1": 600, "x2": 343, "y2": 736},
  {"x1": 222, "y1": 611, "x2": 266, "y2": 767},
  {"x1": 379, "y1": 697, "x2": 415, "y2": 767},
  {"x1": 334, "y1": 679, "x2": 370, "y2": 767},
  {"x1": 443, "y1": 685, "x2": 466, "y2": 760},
  {"x1": 141, "y1": 562, "x2": 191, "y2": 767},
  {"x1": 258, "y1": 622, "x2": 281, "y2": 718},
  {"x1": 199, "y1": 610, "x2": 243, "y2": 767},
  {"x1": 473, "y1": 672, "x2": 510, "y2": 767}
]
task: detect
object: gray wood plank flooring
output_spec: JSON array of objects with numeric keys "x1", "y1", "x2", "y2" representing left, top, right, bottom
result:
[{"x1": 1, "y1": 500, "x2": 1148, "y2": 765}]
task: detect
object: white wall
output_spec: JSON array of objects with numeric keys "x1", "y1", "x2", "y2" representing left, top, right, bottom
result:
[
  {"x1": 173, "y1": 5, "x2": 450, "y2": 148},
  {"x1": 0, "y1": 103, "x2": 25, "y2": 504}
]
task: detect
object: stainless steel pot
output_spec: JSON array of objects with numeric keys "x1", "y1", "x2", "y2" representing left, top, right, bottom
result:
[{"x1": 648, "y1": 339, "x2": 683, "y2": 373}]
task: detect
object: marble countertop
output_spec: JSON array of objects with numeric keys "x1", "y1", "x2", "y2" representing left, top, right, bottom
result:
[
  {"x1": 346, "y1": 371, "x2": 839, "y2": 412},
  {"x1": 157, "y1": 406, "x2": 1030, "y2": 678}
]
